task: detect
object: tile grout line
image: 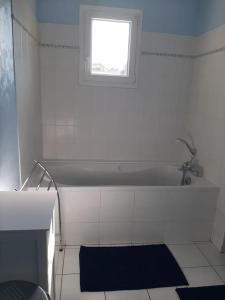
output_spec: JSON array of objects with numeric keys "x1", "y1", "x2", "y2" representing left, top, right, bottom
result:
[
  {"x1": 146, "y1": 289, "x2": 152, "y2": 300},
  {"x1": 181, "y1": 265, "x2": 214, "y2": 269},
  {"x1": 61, "y1": 243, "x2": 225, "y2": 299},
  {"x1": 99, "y1": 191, "x2": 102, "y2": 245},
  {"x1": 131, "y1": 191, "x2": 136, "y2": 244},
  {"x1": 59, "y1": 247, "x2": 66, "y2": 300},
  {"x1": 194, "y1": 242, "x2": 225, "y2": 284}
]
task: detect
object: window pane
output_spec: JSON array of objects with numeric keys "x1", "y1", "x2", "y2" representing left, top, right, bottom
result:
[{"x1": 91, "y1": 19, "x2": 131, "y2": 77}]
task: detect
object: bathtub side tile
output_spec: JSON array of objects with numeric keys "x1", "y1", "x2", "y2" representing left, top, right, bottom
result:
[
  {"x1": 132, "y1": 221, "x2": 165, "y2": 243},
  {"x1": 134, "y1": 190, "x2": 172, "y2": 222},
  {"x1": 164, "y1": 221, "x2": 213, "y2": 243},
  {"x1": 99, "y1": 222, "x2": 132, "y2": 245},
  {"x1": 164, "y1": 222, "x2": 193, "y2": 243},
  {"x1": 100, "y1": 191, "x2": 134, "y2": 222},
  {"x1": 63, "y1": 222, "x2": 100, "y2": 246},
  {"x1": 60, "y1": 190, "x2": 101, "y2": 223}
]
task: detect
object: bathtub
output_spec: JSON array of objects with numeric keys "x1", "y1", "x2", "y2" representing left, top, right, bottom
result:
[
  {"x1": 45, "y1": 160, "x2": 219, "y2": 246},
  {"x1": 46, "y1": 160, "x2": 210, "y2": 187}
]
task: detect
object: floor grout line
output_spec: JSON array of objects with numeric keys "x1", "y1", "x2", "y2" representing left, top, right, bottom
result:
[
  {"x1": 146, "y1": 289, "x2": 152, "y2": 300},
  {"x1": 60, "y1": 242, "x2": 225, "y2": 300},
  {"x1": 63, "y1": 272, "x2": 80, "y2": 275},
  {"x1": 181, "y1": 265, "x2": 211, "y2": 269},
  {"x1": 195, "y1": 243, "x2": 225, "y2": 284}
]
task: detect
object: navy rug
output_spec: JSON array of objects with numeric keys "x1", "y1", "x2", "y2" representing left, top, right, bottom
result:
[
  {"x1": 176, "y1": 285, "x2": 225, "y2": 300},
  {"x1": 79, "y1": 244, "x2": 188, "y2": 292}
]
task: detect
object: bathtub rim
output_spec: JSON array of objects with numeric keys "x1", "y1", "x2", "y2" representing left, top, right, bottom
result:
[{"x1": 42, "y1": 159, "x2": 219, "y2": 191}]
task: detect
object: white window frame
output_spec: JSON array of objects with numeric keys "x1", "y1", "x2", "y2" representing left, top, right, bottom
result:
[{"x1": 79, "y1": 5, "x2": 143, "y2": 88}]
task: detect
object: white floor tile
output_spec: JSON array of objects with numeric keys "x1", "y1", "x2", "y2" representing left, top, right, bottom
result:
[
  {"x1": 60, "y1": 244, "x2": 225, "y2": 300},
  {"x1": 55, "y1": 275, "x2": 62, "y2": 300},
  {"x1": 106, "y1": 290, "x2": 149, "y2": 300},
  {"x1": 56, "y1": 248, "x2": 65, "y2": 275},
  {"x1": 63, "y1": 248, "x2": 80, "y2": 274},
  {"x1": 214, "y1": 265, "x2": 225, "y2": 282},
  {"x1": 168, "y1": 244, "x2": 209, "y2": 267},
  {"x1": 148, "y1": 287, "x2": 179, "y2": 300},
  {"x1": 61, "y1": 274, "x2": 105, "y2": 300},
  {"x1": 196, "y1": 242, "x2": 225, "y2": 266},
  {"x1": 182, "y1": 266, "x2": 223, "y2": 286}
]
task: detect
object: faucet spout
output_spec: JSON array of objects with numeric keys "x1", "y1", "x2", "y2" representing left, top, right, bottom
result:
[
  {"x1": 176, "y1": 137, "x2": 203, "y2": 183},
  {"x1": 176, "y1": 137, "x2": 197, "y2": 157}
]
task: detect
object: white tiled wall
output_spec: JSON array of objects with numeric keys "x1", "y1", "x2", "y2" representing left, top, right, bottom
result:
[
  {"x1": 39, "y1": 22, "x2": 225, "y2": 250},
  {"x1": 187, "y1": 23, "x2": 225, "y2": 251},
  {"x1": 12, "y1": 0, "x2": 42, "y2": 182},
  {"x1": 40, "y1": 23, "x2": 193, "y2": 163},
  {"x1": 59, "y1": 187, "x2": 218, "y2": 246}
]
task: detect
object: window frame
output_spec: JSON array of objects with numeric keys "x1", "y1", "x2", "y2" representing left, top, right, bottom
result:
[{"x1": 79, "y1": 5, "x2": 143, "y2": 88}]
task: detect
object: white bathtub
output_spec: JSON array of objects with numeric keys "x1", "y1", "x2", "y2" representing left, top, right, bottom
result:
[
  {"x1": 45, "y1": 160, "x2": 219, "y2": 246},
  {"x1": 47, "y1": 160, "x2": 209, "y2": 187}
]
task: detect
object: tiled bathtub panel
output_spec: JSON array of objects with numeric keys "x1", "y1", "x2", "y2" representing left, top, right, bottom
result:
[
  {"x1": 192, "y1": 222, "x2": 214, "y2": 241},
  {"x1": 63, "y1": 222, "x2": 99, "y2": 245},
  {"x1": 191, "y1": 191, "x2": 218, "y2": 221},
  {"x1": 164, "y1": 222, "x2": 195, "y2": 243},
  {"x1": 164, "y1": 221, "x2": 213, "y2": 243},
  {"x1": 168, "y1": 191, "x2": 212, "y2": 222},
  {"x1": 134, "y1": 190, "x2": 217, "y2": 223},
  {"x1": 132, "y1": 221, "x2": 165, "y2": 243},
  {"x1": 134, "y1": 190, "x2": 173, "y2": 222},
  {"x1": 100, "y1": 191, "x2": 134, "y2": 222},
  {"x1": 99, "y1": 222, "x2": 133, "y2": 244},
  {"x1": 60, "y1": 191, "x2": 101, "y2": 223},
  {"x1": 58, "y1": 187, "x2": 218, "y2": 245}
]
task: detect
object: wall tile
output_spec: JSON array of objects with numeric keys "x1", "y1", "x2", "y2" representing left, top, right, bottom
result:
[{"x1": 40, "y1": 24, "x2": 192, "y2": 162}]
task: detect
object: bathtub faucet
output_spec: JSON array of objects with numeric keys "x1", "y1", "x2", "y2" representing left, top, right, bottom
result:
[
  {"x1": 176, "y1": 137, "x2": 197, "y2": 159},
  {"x1": 176, "y1": 137, "x2": 203, "y2": 184}
]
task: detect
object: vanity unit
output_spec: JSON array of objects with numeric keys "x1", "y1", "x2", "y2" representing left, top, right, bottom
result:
[{"x1": 0, "y1": 191, "x2": 57, "y2": 297}]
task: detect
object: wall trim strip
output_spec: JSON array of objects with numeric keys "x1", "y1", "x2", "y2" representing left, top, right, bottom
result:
[
  {"x1": 40, "y1": 43, "x2": 225, "y2": 59},
  {"x1": 40, "y1": 43, "x2": 79, "y2": 50},
  {"x1": 40, "y1": 43, "x2": 194, "y2": 58},
  {"x1": 195, "y1": 46, "x2": 225, "y2": 58},
  {"x1": 11, "y1": 19, "x2": 225, "y2": 60}
]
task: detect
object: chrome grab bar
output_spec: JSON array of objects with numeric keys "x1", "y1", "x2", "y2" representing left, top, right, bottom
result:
[{"x1": 20, "y1": 160, "x2": 63, "y2": 250}]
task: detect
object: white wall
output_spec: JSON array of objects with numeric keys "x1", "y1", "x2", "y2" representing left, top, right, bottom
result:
[
  {"x1": 12, "y1": 0, "x2": 42, "y2": 182},
  {"x1": 40, "y1": 23, "x2": 194, "y2": 164},
  {"x1": 187, "y1": 23, "x2": 225, "y2": 251}
]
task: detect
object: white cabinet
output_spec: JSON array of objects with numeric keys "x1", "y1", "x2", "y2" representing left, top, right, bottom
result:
[{"x1": 0, "y1": 191, "x2": 57, "y2": 298}]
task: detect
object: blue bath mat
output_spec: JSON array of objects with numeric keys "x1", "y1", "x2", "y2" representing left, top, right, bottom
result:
[
  {"x1": 79, "y1": 244, "x2": 188, "y2": 292},
  {"x1": 176, "y1": 285, "x2": 225, "y2": 300}
]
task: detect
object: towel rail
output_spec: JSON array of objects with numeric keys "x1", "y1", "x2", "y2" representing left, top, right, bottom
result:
[{"x1": 20, "y1": 160, "x2": 63, "y2": 251}]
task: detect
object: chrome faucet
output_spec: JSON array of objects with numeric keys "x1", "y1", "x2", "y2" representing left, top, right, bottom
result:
[
  {"x1": 176, "y1": 137, "x2": 203, "y2": 185},
  {"x1": 176, "y1": 138, "x2": 197, "y2": 159}
]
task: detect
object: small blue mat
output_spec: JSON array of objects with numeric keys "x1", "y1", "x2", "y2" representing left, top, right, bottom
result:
[
  {"x1": 176, "y1": 285, "x2": 225, "y2": 300},
  {"x1": 79, "y1": 244, "x2": 188, "y2": 292}
]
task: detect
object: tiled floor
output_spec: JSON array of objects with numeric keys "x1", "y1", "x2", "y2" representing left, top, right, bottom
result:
[{"x1": 55, "y1": 242, "x2": 225, "y2": 300}]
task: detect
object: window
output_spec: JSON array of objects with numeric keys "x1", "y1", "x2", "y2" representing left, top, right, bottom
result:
[{"x1": 79, "y1": 5, "x2": 143, "y2": 88}]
